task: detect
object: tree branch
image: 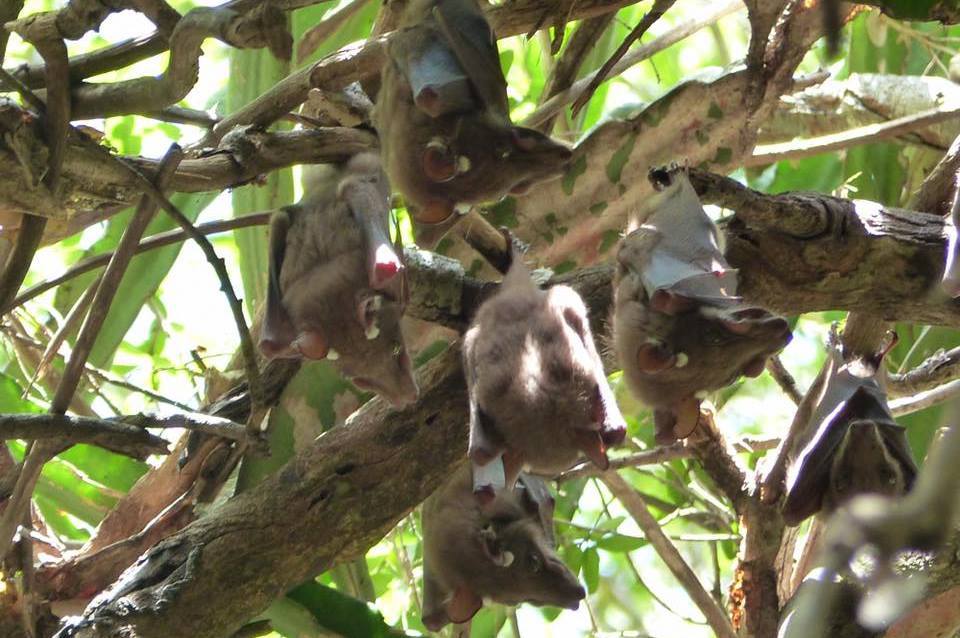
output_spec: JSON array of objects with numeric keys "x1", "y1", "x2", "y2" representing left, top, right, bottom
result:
[
  {"x1": 0, "y1": 146, "x2": 183, "y2": 562},
  {"x1": 0, "y1": 414, "x2": 169, "y2": 459},
  {"x1": 602, "y1": 470, "x2": 738, "y2": 638}
]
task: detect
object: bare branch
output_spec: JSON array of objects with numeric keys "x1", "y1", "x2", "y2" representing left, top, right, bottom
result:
[
  {"x1": 525, "y1": 0, "x2": 743, "y2": 129},
  {"x1": 0, "y1": 146, "x2": 183, "y2": 562},
  {"x1": 766, "y1": 355, "x2": 803, "y2": 405},
  {"x1": 559, "y1": 437, "x2": 780, "y2": 482},
  {"x1": 8, "y1": 213, "x2": 271, "y2": 312},
  {"x1": 888, "y1": 346, "x2": 960, "y2": 398},
  {"x1": 59, "y1": 4, "x2": 291, "y2": 119},
  {"x1": 890, "y1": 379, "x2": 960, "y2": 417},
  {"x1": 748, "y1": 105, "x2": 960, "y2": 167},
  {"x1": 602, "y1": 470, "x2": 738, "y2": 638},
  {"x1": 0, "y1": 414, "x2": 169, "y2": 459},
  {"x1": 570, "y1": 0, "x2": 677, "y2": 115}
]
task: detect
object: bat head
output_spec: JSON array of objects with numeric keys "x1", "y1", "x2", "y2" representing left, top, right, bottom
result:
[
  {"x1": 614, "y1": 278, "x2": 791, "y2": 417},
  {"x1": 332, "y1": 291, "x2": 419, "y2": 409},
  {"x1": 475, "y1": 478, "x2": 585, "y2": 610},
  {"x1": 405, "y1": 115, "x2": 572, "y2": 224},
  {"x1": 820, "y1": 420, "x2": 915, "y2": 516}
]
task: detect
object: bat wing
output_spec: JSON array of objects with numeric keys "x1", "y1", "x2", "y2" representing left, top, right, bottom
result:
[
  {"x1": 421, "y1": 554, "x2": 452, "y2": 631},
  {"x1": 517, "y1": 473, "x2": 557, "y2": 546},
  {"x1": 943, "y1": 193, "x2": 960, "y2": 296},
  {"x1": 637, "y1": 170, "x2": 739, "y2": 304},
  {"x1": 464, "y1": 327, "x2": 507, "y2": 495},
  {"x1": 260, "y1": 208, "x2": 299, "y2": 359},
  {"x1": 781, "y1": 352, "x2": 867, "y2": 525},
  {"x1": 880, "y1": 423, "x2": 919, "y2": 488},
  {"x1": 433, "y1": 0, "x2": 510, "y2": 116},
  {"x1": 338, "y1": 174, "x2": 405, "y2": 296},
  {"x1": 388, "y1": 26, "x2": 476, "y2": 118}
]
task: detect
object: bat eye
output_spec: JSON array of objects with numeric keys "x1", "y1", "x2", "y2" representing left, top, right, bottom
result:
[
  {"x1": 422, "y1": 142, "x2": 457, "y2": 183},
  {"x1": 529, "y1": 552, "x2": 543, "y2": 573}
]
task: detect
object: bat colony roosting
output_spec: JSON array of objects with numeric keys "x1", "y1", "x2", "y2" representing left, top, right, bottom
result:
[{"x1": 256, "y1": 0, "x2": 919, "y2": 630}]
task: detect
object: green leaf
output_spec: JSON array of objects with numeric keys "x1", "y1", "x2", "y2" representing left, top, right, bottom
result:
[
  {"x1": 596, "y1": 532, "x2": 647, "y2": 553},
  {"x1": 87, "y1": 191, "x2": 218, "y2": 368},
  {"x1": 286, "y1": 580, "x2": 402, "y2": 638},
  {"x1": 582, "y1": 546, "x2": 600, "y2": 593},
  {"x1": 0, "y1": 373, "x2": 43, "y2": 413},
  {"x1": 227, "y1": 46, "x2": 294, "y2": 316},
  {"x1": 57, "y1": 445, "x2": 148, "y2": 493}
]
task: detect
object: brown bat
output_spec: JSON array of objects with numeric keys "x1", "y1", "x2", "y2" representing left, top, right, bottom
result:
[
  {"x1": 421, "y1": 466, "x2": 585, "y2": 631},
  {"x1": 376, "y1": 0, "x2": 572, "y2": 236},
  {"x1": 464, "y1": 248, "x2": 626, "y2": 497},
  {"x1": 770, "y1": 336, "x2": 917, "y2": 526},
  {"x1": 612, "y1": 166, "x2": 792, "y2": 445},
  {"x1": 259, "y1": 153, "x2": 419, "y2": 408}
]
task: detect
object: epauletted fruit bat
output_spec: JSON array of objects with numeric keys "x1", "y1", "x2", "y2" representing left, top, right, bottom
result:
[
  {"x1": 421, "y1": 466, "x2": 585, "y2": 631},
  {"x1": 464, "y1": 246, "x2": 626, "y2": 497},
  {"x1": 259, "y1": 153, "x2": 419, "y2": 408},
  {"x1": 376, "y1": 0, "x2": 572, "y2": 238},
  {"x1": 773, "y1": 337, "x2": 917, "y2": 526},
  {"x1": 612, "y1": 166, "x2": 792, "y2": 445}
]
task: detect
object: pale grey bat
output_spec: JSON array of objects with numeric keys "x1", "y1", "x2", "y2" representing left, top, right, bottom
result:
[
  {"x1": 464, "y1": 248, "x2": 627, "y2": 497},
  {"x1": 612, "y1": 166, "x2": 792, "y2": 445},
  {"x1": 421, "y1": 466, "x2": 585, "y2": 631},
  {"x1": 941, "y1": 186, "x2": 960, "y2": 297},
  {"x1": 259, "y1": 153, "x2": 419, "y2": 408},
  {"x1": 375, "y1": 0, "x2": 572, "y2": 235},
  {"x1": 771, "y1": 337, "x2": 917, "y2": 526}
]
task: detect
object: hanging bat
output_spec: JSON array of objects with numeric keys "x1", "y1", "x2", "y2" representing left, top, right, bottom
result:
[
  {"x1": 612, "y1": 166, "x2": 792, "y2": 445},
  {"x1": 421, "y1": 465, "x2": 585, "y2": 631},
  {"x1": 464, "y1": 246, "x2": 626, "y2": 498},
  {"x1": 258, "y1": 153, "x2": 419, "y2": 408},
  {"x1": 375, "y1": 0, "x2": 572, "y2": 236},
  {"x1": 772, "y1": 337, "x2": 917, "y2": 526},
  {"x1": 941, "y1": 187, "x2": 960, "y2": 297}
]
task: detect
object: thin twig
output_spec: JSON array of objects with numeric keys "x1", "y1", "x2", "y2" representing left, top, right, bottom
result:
[
  {"x1": 601, "y1": 471, "x2": 738, "y2": 638},
  {"x1": 525, "y1": 0, "x2": 742, "y2": 128},
  {"x1": 108, "y1": 156, "x2": 263, "y2": 426},
  {"x1": 766, "y1": 355, "x2": 803, "y2": 405},
  {"x1": 0, "y1": 146, "x2": 184, "y2": 561},
  {"x1": 749, "y1": 105, "x2": 960, "y2": 166},
  {"x1": 570, "y1": 0, "x2": 677, "y2": 116},
  {"x1": 7, "y1": 213, "x2": 272, "y2": 312},
  {"x1": 889, "y1": 379, "x2": 960, "y2": 416},
  {"x1": 559, "y1": 437, "x2": 779, "y2": 482}
]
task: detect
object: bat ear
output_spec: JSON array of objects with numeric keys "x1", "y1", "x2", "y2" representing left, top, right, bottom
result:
[
  {"x1": 509, "y1": 126, "x2": 573, "y2": 160},
  {"x1": 261, "y1": 210, "x2": 298, "y2": 360},
  {"x1": 356, "y1": 294, "x2": 384, "y2": 339},
  {"x1": 650, "y1": 289, "x2": 695, "y2": 315},
  {"x1": 571, "y1": 429, "x2": 609, "y2": 470},
  {"x1": 445, "y1": 586, "x2": 484, "y2": 625},
  {"x1": 422, "y1": 140, "x2": 458, "y2": 182},
  {"x1": 636, "y1": 341, "x2": 676, "y2": 373},
  {"x1": 293, "y1": 330, "x2": 329, "y2": 360},
  {"x1": 479, "y1": 524, "x2": 514, "y2": 567}
]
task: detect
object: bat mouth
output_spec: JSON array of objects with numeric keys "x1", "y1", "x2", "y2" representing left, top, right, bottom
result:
[{"x1": 351, "y1": 377, "x2": 417, "y2": 408}]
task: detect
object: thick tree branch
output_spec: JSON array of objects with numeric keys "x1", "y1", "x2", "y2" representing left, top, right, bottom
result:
[
  {"x1": 0, "y1": 414, "x2": 169, "y2": 459},
  {"x1": 208, "y1": 0, "x2": 642, "y2": 142},
  {"x1": 888, "y1": 346, "x2": 960, "y2": 397}
]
